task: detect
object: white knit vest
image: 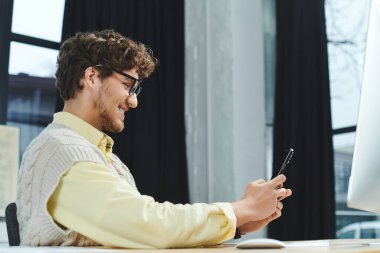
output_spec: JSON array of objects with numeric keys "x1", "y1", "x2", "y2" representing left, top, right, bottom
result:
[{"x1": 16, "y1": 123, "x2": 136, "y2": 246}]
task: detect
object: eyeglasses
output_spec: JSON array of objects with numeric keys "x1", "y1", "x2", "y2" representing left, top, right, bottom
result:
[{"x1": 94, "y1": 64, "x2": 142, "y2": 96}]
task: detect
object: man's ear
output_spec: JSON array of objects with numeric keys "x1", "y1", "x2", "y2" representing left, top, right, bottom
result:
[{"x1": 83, "y1": 66, "x2": 97, "y2": 88}]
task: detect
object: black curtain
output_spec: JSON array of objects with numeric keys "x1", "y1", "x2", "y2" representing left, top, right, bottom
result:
[
  {"x1": 268, "y1": 0, "x2": 335, "y2": 240},
  {"x1": 56, "y1": 0, "x2": 188, "y2": 204}
]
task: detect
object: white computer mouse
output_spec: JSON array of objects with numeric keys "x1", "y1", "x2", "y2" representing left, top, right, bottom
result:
[{"x1": 236, "y1": 238, "x2": 286, "y2": 249}]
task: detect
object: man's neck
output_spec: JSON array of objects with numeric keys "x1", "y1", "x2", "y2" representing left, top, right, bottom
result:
[{"x1": 62, "y1": 101, "x2": 101, "y2": 131}]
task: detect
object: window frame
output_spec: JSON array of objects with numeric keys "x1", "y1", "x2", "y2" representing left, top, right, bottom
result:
[{"x1": 0, "y1": 0, "x2": 61, "y2": 126}]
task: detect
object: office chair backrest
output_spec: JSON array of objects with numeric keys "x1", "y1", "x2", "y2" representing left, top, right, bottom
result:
[{"x1": 5, "y1": 202, "x2": 20, "y2": 246}]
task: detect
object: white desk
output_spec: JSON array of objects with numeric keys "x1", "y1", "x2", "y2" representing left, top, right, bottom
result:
[{"x1": 1, "y1": 240, "x2": 380, "y2": 253}]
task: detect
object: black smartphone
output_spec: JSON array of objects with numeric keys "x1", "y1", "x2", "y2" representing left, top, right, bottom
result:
[{"x1": 277, "y1": 148, "x2": 294, "y2": 176}]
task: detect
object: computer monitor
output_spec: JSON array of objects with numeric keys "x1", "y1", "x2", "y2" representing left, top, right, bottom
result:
[{"x1": 347, "y1": 0, "x2": 380, "y2": 213}]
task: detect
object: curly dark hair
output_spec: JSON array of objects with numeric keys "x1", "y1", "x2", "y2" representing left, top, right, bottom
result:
[{"x1": 55, "y1": 29, "x2": 158, "y2": 101}]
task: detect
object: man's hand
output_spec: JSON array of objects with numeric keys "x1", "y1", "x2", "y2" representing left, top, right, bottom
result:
[
  {"x1": 231, "y1": 175, "x2": 292, "y2": 227},
  {"x1": 237, "y1": 201, "x2": 283, "y2": 234}
]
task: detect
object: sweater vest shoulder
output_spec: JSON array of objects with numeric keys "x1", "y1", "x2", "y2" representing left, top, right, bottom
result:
[{"x1": 17, "y1": 123, "x2": 114, "y2": 246}]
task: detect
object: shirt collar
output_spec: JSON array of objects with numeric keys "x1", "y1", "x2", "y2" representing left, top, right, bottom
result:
[{"x1": 53, "y1": 112, "x2": 114, "y2": 150}]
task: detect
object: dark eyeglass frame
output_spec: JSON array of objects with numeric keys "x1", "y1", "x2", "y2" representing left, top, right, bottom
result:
[{"x1": 94, "y1": 64, "x2": 142, "y2": 96}]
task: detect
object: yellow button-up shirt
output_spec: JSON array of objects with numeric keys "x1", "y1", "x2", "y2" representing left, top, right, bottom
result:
[{"x1": 47, "y1": 112, "x2": 236, "y2": 248}]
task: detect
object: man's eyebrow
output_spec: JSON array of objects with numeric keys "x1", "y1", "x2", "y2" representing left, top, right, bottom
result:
[
  {"x1": 118, "y1": 75, "x2": 133, "y2": 83},
  {"x1": 124, "y1": 78, "x2": 135, "y2": 84}
]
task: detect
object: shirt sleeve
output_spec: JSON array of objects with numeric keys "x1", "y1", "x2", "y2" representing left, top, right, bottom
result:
[{"x1": 47, "y1": 161, "x2": 237, "y2": 249}]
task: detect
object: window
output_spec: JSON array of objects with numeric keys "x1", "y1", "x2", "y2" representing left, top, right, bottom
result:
[
  {"x1": 324, "y1": 0, "x2": 379, "y2": 237},
  {"x1": 337, "y1": 230, "x2": 356, "y2": 239},
  {"x1": 0, "y1": 0, "x2": 64, "y2": 159},
  {"x1": 326, "y1": 0, "x2": 370, "y2": 130},
  {"x1": 9, "y1": 42, "x2": 58, "y2": 77},
  {"x1": 361, "y1": 229, "x2": 378, "y2": 239},
  {"x1": 11, "y1": 0, "x2": 65, "y2": 42}
]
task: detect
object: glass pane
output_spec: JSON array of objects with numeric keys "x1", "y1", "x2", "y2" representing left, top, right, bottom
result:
[
  {"x1": 6, "y1": 122, "x2": 45, "y2": 160},
  {"x1": 361, "y1": 229, "x2": 376, "y2": 239},
  {"x1": 337, "y1": 230, "x2": 355, "y2": 239},
  {"x1": 7, "y1": 74, "x2": 56, "y2": 158},
  {"x1": 11, "y1": 0, "x2": 65, "y2": 42},
  {"x1": 334, "y1": 132, "x2": 355, "y2": 211},
  {"x1": 9, "y1": 42, "x2": 58, "y2": 78},
  {"x1": 325, "y1": 0, "x2": 371, "y2": 129},
  {"x1": 334, "y1": 132, "x2": 380, "y2": 236}
]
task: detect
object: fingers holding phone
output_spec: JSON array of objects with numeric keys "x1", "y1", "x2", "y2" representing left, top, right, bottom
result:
[
  {"x1": 269, "y1": 174, "x2": 293, "y2": 201},
  {"x1": 274, "y1": 148, "x2": 294, "y2": 199}
]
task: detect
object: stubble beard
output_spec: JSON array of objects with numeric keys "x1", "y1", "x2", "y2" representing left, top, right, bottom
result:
[
  {"x1": 99, "y1": 109, "x2": 124, "y2": 133},
  {"x1": 95, "y1": 87, "x2": 125, "y2": 133}
]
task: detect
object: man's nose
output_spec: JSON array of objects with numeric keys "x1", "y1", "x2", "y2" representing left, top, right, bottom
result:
[{"x1": 126, "y1": 94, "x2": 138, "y2": 108}]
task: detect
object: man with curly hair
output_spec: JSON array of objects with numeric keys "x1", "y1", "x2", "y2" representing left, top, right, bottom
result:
[{"x1": 16, "y1": 30, "x2": 292, "y2": 249}]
